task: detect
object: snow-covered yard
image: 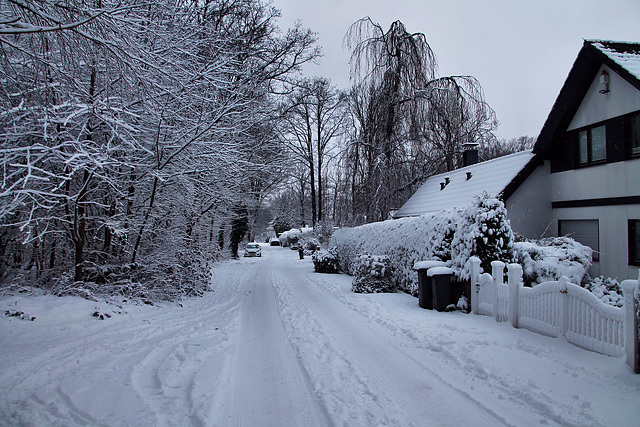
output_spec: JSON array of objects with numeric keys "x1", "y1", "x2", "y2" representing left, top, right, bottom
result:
[{"x1": 1, "y1": 244, "x2": 639, "y2": 426}]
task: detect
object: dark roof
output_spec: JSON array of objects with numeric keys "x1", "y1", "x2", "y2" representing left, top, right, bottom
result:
[{"x1": 534, "y1": 40, "x2": 640, "y2": 157}]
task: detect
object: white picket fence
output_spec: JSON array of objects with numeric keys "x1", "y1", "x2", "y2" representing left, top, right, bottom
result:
[{"x1": 469, "y1": 257, "x2": 640, "y2": 372}]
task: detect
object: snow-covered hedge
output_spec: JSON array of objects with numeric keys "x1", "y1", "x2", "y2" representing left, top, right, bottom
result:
[
  {"x1": 330, "y1": 194, "x2": 595, "y2": 297},
  {"x1": 351, "y1": 255, "x2": 395, "y2": 294},
  {"x1": 279, "y1": 228, "x2": 302, "y2": 247},
  {"x1": 513, "y1": 237, "x2": 592, "y2": 287},
  {"x1": 330, "y1": 194, "x2": 513, "y2": 294},
  {"x1": 312, "y1": 249, "x2": 340, "y2": 273}
]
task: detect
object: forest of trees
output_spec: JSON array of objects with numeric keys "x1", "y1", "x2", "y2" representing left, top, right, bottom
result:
[
  {"x1": 0, "y1": 3, "x2": 532, "y2": 299},
  {"x1": 0, "y1": 0, "x2": 319, "y2": 298}
]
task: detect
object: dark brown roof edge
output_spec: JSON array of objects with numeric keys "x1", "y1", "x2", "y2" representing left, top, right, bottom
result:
[{"x1": 533, "y1": 40, "x2": 640, "y2": 158}]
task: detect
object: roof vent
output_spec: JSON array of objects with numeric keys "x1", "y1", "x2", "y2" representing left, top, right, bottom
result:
[{"x1": 440, "y1": 177, "x2": 451, "y2": 191}]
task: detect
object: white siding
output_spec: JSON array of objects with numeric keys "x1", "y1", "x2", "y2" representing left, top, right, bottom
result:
[
  {"x1": 568, "y1": 65, "x2": 640, "y2": 131},
  {"x1": 550, "y1": 158, "x2": 640, "y2": 202},
  {"x1": 506, "y1": 161, "x2": 551, "y2": 238}
]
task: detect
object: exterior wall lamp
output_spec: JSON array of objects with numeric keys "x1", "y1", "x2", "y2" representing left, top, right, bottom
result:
[{"x1": 599, "y1": 69, "x2": 610, "y2": 94}]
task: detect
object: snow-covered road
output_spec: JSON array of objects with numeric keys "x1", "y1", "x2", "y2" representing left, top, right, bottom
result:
[{"x1": 1, "y1": 244, "x2": 639, "y2": 426}]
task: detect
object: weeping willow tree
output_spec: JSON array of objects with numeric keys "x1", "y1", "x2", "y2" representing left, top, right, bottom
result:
[{"x1": 344, "y1": 18, "x2": 497, "y2": 224}]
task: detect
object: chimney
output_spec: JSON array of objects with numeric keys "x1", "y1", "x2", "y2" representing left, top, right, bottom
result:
[{"x1": 462, "y1": 143, "x2": 479, "y2": 167}]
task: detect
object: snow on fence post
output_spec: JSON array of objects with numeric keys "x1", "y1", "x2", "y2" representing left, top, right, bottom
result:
[
  {"x1": 621, "y1": 271, "x2": 640, "y2": 374},
  {"x1": 470, "y1": 257, "x2": 481, "y2": 315},
  {"x1": 508, "y1": 263, "x2": 523, "y2": 328},
  {"x1": 491, "y1": 261, "x2": 505, "y2": 321},
  {"x1": 559, "y1": 276, "x2": 570, "y2": 338}
]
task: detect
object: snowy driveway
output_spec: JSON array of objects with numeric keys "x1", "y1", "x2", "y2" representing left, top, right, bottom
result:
[{"x1": 1, "y1": 244, "x2": 639, "y2": 426}]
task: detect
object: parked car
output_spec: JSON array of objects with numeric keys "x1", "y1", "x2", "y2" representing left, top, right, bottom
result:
[
  {"x1": 269, "y1": 238, "x2": 281, "y2": 246},
  {"x1": 244, "y1": 242, "x2": 262, "y2": 257}
]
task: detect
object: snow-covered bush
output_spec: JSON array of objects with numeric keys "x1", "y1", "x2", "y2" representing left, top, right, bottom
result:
[
  {"x1": 272, "y1": 216, "x2": 294, "y2": 236},
  {"x1": 50, "y1": 243, "x2": 215, "y2": 303},
  {"x1": 456, "y1": 295, "x2": 469, "y2": 313},
  {"x1": 473, "y1": 196, "x2": 514, "y2": 272},
  {"x1": 330, "y1": 194, "x2": 512, "y2": 294},
  {"x1": 351, "y1": 255, "x2": 396, "y2": 294},
  {"x1": 279, "y1": 227, "x2": 318, "y2": 249},
  {"x1": 513, "y1": 236, "x2": 592, "y2": 286},
  {"x1": 313, "y1": 249, "x2": 340, "y2": 274},
  {"x1": 302, "y1": 237, "x2": 321, "y2": 252},
  {"x1": 583, "y1": 276, "x2": 624, "y2": 307},
  {"x1": 279, "y1": 228, "x2": 302, "y2": 247}
]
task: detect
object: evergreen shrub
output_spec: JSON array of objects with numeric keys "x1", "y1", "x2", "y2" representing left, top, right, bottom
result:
[
  {"x1": 313, "y1": 249, "x2": 340, "y2": 273},
  {"x1": 351, "y1": 254, "x2": 396, "y2": 293}
]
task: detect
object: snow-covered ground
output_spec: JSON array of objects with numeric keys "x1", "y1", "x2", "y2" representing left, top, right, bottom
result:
[{"x1": 1, "y1": 244, "x2": 639, "y2": 426}]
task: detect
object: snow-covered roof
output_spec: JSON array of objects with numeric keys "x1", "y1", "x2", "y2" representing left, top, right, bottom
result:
[
  {"x1": 590, "y1": 40, "x2": 640, "y2": 81},
  {"x1": 394, "y1": 150, "x2": 536, "y2": 218},
  {"x1": 535, "y1": 39, "x2": 640, "y2": 156}
]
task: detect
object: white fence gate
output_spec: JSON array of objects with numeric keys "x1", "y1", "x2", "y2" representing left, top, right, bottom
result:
[{"x1": 469, "y1": 257, "x2": 640, "y2": 372}]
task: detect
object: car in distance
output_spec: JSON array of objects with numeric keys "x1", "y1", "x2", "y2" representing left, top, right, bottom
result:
[
  {"x1": 269, "y1": 238, "x2": 281, "y2": 246},
  {"x1": 244, "y1": 242, "x2": 262, "y2": 257}
]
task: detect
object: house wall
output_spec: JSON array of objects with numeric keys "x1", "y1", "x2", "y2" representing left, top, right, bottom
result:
[
  {"x1": 567, "y1": 64, "x2": 640, "y2": 131},
  {"x1": 550, "y1": 157, "x2": 640, "y2": 201},
  {"x1": 549, "y1": 204, "x2": 640, "y2": 280},
  {"x1": 506, "y1": 161, "x2": 552, "y2": 238},
  {"x1": 548, "y1": 127, "x2": 640, "y2": 281},
  {"x1": 545, "y1": 59, "x2": 640, "y2": 281}
]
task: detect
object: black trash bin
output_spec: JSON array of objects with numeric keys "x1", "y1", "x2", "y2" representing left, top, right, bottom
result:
[
  {"x1": 413, "y1": 260, "x2": 445, "y2": 309},
  {"x1": 428, "y1": 267, "x2": 454, "y2": 312},
  {"x1": 298, "y1": 247, "x2": 304, "y2": 260}
]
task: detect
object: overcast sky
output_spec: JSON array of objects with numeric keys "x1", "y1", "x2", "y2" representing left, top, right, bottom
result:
[{"x1": 271, "y1": 0, "x2": 640, "y2": 140}]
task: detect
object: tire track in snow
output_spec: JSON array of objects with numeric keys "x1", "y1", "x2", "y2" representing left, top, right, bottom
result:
[
  {"x1": 269, "y1": 249, "x2": 528, "y2": 427},
  {"x1": 0, "y1": 260, "x2": 247, "y2": 426},
  {"x1": 207, "y1": 257, "x2": 330, "y2": 427},
  {"x1": 308, "y1": 269, "x2": 613, "y2": 427}
]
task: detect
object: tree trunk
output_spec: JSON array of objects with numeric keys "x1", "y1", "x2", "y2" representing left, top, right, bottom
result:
[
  {"x1": 131, "y1": 176, "x2": 158, "y2": 264},
  {"x1": 317, "y1": 123, "x2": 323, "y2": 223},
  {"x1": 74, "y1": 169, "x2": 90, "y2": 282},
  {"x1": 230, "y1": 205, "x2": 248, "y2": 258}
]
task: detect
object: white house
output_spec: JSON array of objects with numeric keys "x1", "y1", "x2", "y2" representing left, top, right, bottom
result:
[
  {"x1": 396, "y1": 40, "x2": 640, "y2": 281},
  {"x1": 533, "y1": 40, "x2": 640, "y2": 280}
]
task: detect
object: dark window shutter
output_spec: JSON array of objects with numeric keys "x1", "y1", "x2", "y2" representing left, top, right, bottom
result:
[
  {"x1": 607, "y1": 116, "x2": 626, "y2": 162},
  {"x1": 559, "y1": 219, "x2": 599, "y2": 261},
  {"x1": 630, "y1": 220, "x2": 640, "y2": 266}
]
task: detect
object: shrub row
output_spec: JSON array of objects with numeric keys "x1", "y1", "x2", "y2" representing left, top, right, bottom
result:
[
  {"x1": 330, "y1": 194, "x2": 513, "y2": 294},
  {"x1": 330, "y1": 194, "x2": 593, "y2": 295}
]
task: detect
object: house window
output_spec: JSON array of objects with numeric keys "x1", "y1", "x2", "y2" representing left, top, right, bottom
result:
[
  {"x1": 629, "y1": 112, "x2": 640, "y2": 156},
  {"x1": 577, "y1": 125, "x2": 607, "y2": 165},
  {"x1": 630, "y1": 220, "x2": 640, "y2": 266},
  {"x1": 559, "y1": 219, "x2": 600, "y2": 261}
]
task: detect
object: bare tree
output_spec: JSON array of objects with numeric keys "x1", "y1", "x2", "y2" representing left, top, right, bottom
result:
[
  {"x1": 279, "y1": 77, "x2": 346, "y2": 226},
  {"x1": 480, "y1": 136, "x2": 535, "y2": 161},
  {"x1": 344, "y1": 18, "x2": 496, "y2": 223}
]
